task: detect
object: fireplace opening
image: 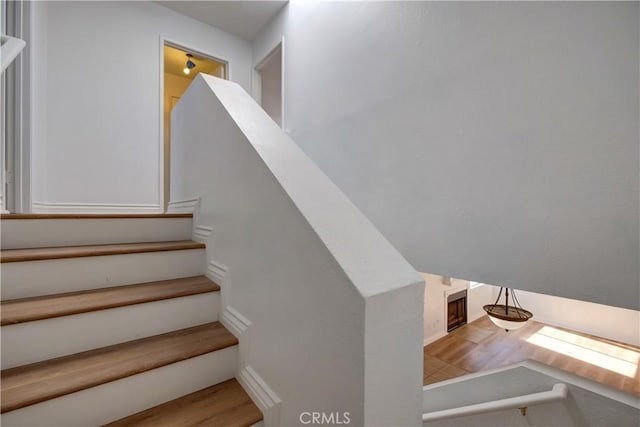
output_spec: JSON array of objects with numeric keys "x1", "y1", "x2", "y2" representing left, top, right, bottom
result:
[{"x1": 447, "y1": 289, "x2": 467, "y2": 332}]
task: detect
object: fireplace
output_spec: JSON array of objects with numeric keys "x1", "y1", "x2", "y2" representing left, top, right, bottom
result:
[{"x1": 447, "y1": 289, "x2": 467, "y2": 332}]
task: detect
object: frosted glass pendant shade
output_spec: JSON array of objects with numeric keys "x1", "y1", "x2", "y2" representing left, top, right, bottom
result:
[
  {"x1": 483, "y1": 287, "x2": 533, "y2": 332},
  {"x1": 484, "y1": 306, "x2": 532, "y2": 331}
]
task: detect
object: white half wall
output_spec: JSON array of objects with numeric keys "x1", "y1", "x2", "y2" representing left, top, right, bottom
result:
[
  {"x1": 30, "y1": 1, "x2": 252, "y2": 211},
  {"x1": 171, "y1": 75, "x2": 424, "y2": 426},
  {"x1": 253, "y1": 2, "x2": 640, "y2": 310}
]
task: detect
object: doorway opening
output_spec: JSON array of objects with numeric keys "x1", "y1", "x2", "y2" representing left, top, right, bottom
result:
[
  {"x1": 162, "y1": 42, "x2": 227, "y2": 210},
  {"x1": 255, "y1": 41, "x2": 283, "y2": 127}
]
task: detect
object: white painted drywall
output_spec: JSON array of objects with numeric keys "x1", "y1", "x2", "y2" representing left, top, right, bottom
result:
[
  {"x1": 29, "y1": 1, "x2": 252, "y2": 211},
  {"x1": 422, "y1": 273, "x2": 496, "y2": 345},
  {"x1": 29, "y1": 0, "x2": 48, "y2": 209},
  {"x1": 512, "y1": 287, "x2": 640, "y2": 347},
  {"x1": 171, "y1": 75, "x2": 424, "y2": 426},
  {"x1": 258, "y1": 46, "x2": 282, "y2": 127},
  {"x1": 253, "y1": 2, "x2": 640, "y2": 310},
  {"x1": 163, "y1": 73, "x2": 192, "y2": 208}
]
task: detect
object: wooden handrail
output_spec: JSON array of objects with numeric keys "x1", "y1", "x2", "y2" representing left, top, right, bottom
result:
[{"x1": 422, "y1": 383, "x2": 568, "y2": 423}]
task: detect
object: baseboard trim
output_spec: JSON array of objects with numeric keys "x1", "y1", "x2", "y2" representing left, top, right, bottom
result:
[
  {"x1": 0, "y1": 193, "x2": 7, "y2": 213},
  {"x1": 424, "y1": 331, "x2": 448, "y2": 346},
  {"x1": 221, "y1": 305, "x2": 250, "y2": 337},
  {"x1": 194, "y1": 225, "x2": 213, "y2": 243},
  {"x1": 221, "y1": 304, "x2": 250, "y2": 366},
  {"x1": 238, "y1": 366, "x2": 282, "y2": 426},
  {"x1": 31, "y1": 202, "x2": 161, "y2": 213},
  {"x1": 167, "y1": 197, "x2": 200, "y2": 213},
  {"x1": 220, "y1": 304, "x2": 281, "y2": 425},
  {"x1": 167, "y1": 197, "x2": 213, "y2": 242},
  {"x1": 207, "y1": 260, "x2": 228, "y2": 287},
  {"x1": 468, "y1": 311, "x2": 486, "y2": 323}
]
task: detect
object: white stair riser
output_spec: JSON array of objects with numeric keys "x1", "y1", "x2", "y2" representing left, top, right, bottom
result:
[
  {"x1": 1, "y1": 347, "x2": 238, "y2": 426},
  {"x1": 1, "y1": 293, "x2": 220, "y2": 369},
  {"x1": 1, "y1": 249, "x2": 205, "y2": 299},
  {"x1": 1, "y1": 218, "x2": 192, "y2": 249}
]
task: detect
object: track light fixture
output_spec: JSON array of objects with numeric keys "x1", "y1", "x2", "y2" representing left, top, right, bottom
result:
[{"x1": 183, "y1": 53, "x2": 196, "y2": 75}]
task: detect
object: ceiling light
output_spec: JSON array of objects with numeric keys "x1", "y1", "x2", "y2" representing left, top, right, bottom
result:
[
  {"x1": 483, "y1": 287, "x2": 532, "y2": 331},
  {"x1": 183, "y1": 53, "x2": 196, "y2": 75}
]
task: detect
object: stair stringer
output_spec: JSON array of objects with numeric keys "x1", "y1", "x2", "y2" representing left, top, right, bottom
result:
[
  {"x1": 222, "y1": 304, "x2": 282, "y2": 427},
  {"x1": 166, "y1": 197, "x2": 212, "y2": 244},
  {"x1": 163, "y1": 205, "x2": 265, "y2": 414},
  {"x1": 206, "y1": 257, "x2": 282, "y2": 426}
]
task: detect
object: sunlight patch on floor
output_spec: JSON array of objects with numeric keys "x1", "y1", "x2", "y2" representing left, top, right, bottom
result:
[{"x1": 526, "y1": 326, "x2": 639, "y2": 378}]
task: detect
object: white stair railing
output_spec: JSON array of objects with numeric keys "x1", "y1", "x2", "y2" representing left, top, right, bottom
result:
[
  {"x1": 1, "y1": 34, "x2": 26, "y2": 73},
  {"x1": 422, "y1": 360, "x2": 640, "y2": 426},
  {"x1": 422, "y1": 383, "x2": 568, "y2": 422}
]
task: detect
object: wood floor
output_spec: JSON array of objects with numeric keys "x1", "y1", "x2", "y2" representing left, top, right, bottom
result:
[{"x1": 424, "y1": 316, "x2": 640, "y2": 396}]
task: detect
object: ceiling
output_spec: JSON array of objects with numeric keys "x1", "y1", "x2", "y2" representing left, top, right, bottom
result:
[
  {"x1": 157, "y1": 1, "x2": 288, "y2": 41},
  {"x1": 164, "y1": 45, "x2": 226, "y2": 80}
]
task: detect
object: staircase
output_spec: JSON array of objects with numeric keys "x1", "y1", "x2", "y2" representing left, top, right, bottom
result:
[{"x1": 0, "y1": 213, "x2": 263, "y2": 426}]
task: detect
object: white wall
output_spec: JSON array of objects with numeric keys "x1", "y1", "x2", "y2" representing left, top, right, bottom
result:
[
  {"x1": 258, "y1": 47, "x2": 282, "y2": 127},
  {"x1": 30, "y1": 0, "x2": 48, "y2": 211},
  {"x1": 253, "y1": 2, "x2": 640, "y2": 311},
  {"x1": 163, "y1": 73, "x2": 192, "y2": 208},
  {"x1": 513, "y1": 287, "x2": 640, "y2": 347},
  {"x1": 171, "y1": 75, "x2": 424, "y2": 426},
  {"x1": 30, "y1": 1, "x2": 252, "y2": 212},
  {"x1": 422, "y1": 273, "x2": 496, "y2": 345}
]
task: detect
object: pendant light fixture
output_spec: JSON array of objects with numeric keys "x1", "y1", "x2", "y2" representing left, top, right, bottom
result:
[
  {"x1": 483, "y1": 287, "x2": 532, "y2": 331},
  {"x1": 183, "y1": 53, "x2": 196, "y2": 75}
]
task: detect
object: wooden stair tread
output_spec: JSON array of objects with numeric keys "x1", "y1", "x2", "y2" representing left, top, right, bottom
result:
[
  {"x1": 0, "y1": 322, "x2": 238, "y2": 413},
  {"x1": 1, "y1": 213, "x2": 192, "y2": 219},
  {"x1": 0, "y1": 240, "x2": 205, "y2": 263},
  {"x1": 1, "y1": 276, "x2": 220, "y2": 326},
  {"x1": 103, "y1": 379, "x2": 263, "y2": 427}
]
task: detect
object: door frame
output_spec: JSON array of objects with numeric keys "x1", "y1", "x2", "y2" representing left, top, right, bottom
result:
[
  {"x1": 2, "y1": 0, "x2": 31, "y2": 213},
  {"x1": 253, "y1": 36, "x2": 285, "y2": 130},
  {"x1": 158, "y1": 36, "x2": 230, "y2": 211}
]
